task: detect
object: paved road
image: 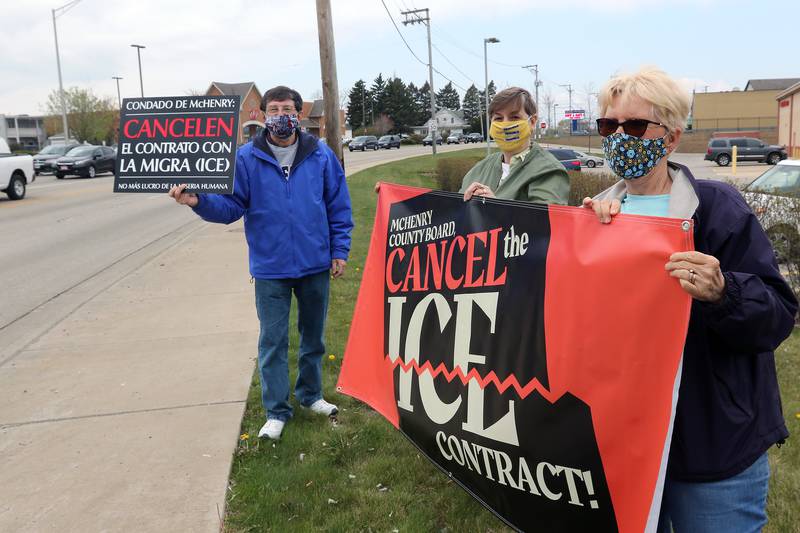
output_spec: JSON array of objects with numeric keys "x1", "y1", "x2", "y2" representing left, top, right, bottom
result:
[
  {"x1": 0, "y1": 171, "x2": 206, "y2": 368},
  {"x1": 0, "y1": 172, "x2": 197, "y2": 337}
]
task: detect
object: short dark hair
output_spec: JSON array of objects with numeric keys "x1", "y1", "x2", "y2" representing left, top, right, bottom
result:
[
  {"x1": 261, "y1": 86, "x2": 303, "y2": 112},
  {"x1": 488, "y1": 87, "x2": 537, "y2": 118}
]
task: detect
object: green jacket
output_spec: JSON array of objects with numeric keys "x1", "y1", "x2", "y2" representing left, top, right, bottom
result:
[{"x1": 459, "y1": 143, "x2": 569, "y2": 205}]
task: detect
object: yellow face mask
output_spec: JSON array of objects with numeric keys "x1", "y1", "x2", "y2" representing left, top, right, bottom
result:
[{"x1": 489, "y1": 120, "x2": 532, "y2": 153}]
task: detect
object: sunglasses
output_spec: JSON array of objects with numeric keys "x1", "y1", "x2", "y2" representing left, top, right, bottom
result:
[{"x1": 596, "y1": 118, "x2": 666, "y2": 137}]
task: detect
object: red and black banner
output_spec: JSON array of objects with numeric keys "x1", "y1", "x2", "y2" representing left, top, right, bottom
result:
[
  {"x1": 114, "y1": 95, "x2": 240, "y2": 194},
  {"x1": 338, "y1": 183, "x2": 694, "y2": 533}
]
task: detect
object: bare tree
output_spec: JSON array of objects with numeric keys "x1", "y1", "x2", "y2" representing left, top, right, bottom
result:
[
  {"x1": 373, "y1": 114, "x2": 394, "y2": 136},
  {"x1": 583, "y1": 82, "x2": 596, "y2": 123},
  {"x1": 541, "y1": 89, "x2": 554, "y2": 132}
]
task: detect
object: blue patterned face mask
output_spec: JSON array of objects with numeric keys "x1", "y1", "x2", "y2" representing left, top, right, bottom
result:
[
  {"x1": 602, "y1": 132, "x2": 668, "y2": 180},
  {"x1": 265, "y1": 114, "x2": 299, "y2": 139}
]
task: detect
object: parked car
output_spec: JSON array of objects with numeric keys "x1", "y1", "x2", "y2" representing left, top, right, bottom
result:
[
  {"x1": 348, "y1": 135, "x2": 379, "y2": 151},
  {"x1": 422, "y1": 133, "x2": 443, "y2": 146},
  {"x1": 54, "y1": 145, "x2": 116, "y2": 179},
  {"x1": 546, "y1": 148, "x2": 582, "y2": 172},
  {"x1": 571, "y1": 150, "x2": 605, "y2": 168},
  {"x1": 446, "y1": 133, "x2": 462, "y2": 145},
  {"x1": 33, "y1": 142, "x2": 79, "y2": 175},
  {"x1": 0, "y1": 137, "x2": 34, "y2": 200},
  {"x1": 378, "y1": 135, "x2": 401, "y2": 149},
  {"x1": 704, "y1": 137, "x2": 787, "y2": 167},
  {"x1": 465, "y1": 133, "x2": 483, "y2": 143},
  {"x1": 742, "y1": 159, "x2": 800, "y2": 261}
]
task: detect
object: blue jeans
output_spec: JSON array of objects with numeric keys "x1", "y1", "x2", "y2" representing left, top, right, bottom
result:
[
  {"x1": 657, "y1": 453, "x2": 770, "y2": 533},
  {"x1": 254, "y1": 270, "x2": 330, "y2": 422}
]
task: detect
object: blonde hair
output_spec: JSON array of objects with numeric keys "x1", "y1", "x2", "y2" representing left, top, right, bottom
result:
[{"x1": 598, "y1": 67, "x2": 690, "y2": 133}]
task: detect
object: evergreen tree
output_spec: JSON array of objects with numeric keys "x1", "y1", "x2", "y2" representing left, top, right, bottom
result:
[
  {"x1": 346, "y1": 79, "x2": 370, "y2": 133},
  {"x1": 407, "y1": 82, "x2": 421, "y2": 126},
  {"x1": 415, "y1": 81, "x2": 433, "y2": 125},
  {"x1": 477, "y1": 80, "x2": 498, "y2": 132},
  {"x1": 478, "y1": 80, "x2": 497, "y2": 105},
  {"x1": 370, "y1": 74, "x2": 388, "y2": 117},
  {"x1": 436, "y1": 82, "x2": 460, "y2": 110},
  {"x1": 462, "y1": 84, "x2": 481, "y2": 131},
  {"x1": 382, "y1": 77, "x2": 416, "y2": 133}
]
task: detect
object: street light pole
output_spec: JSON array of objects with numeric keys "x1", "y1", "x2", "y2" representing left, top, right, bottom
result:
[
  {"x1": 51, "y1": 0, "x2": 83, "y2": 143},
  {"x1": 131, "y1": 44, "x2": 146, "y2": 97},
  {"x1": 484, "y1": 37, "x2": 499, "y2": 156},
  {"x1": 112, "y1": 76, "x2": 123, "y2": 109}
]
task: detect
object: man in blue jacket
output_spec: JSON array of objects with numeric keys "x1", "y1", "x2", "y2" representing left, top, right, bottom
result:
[{"x1": 169, "y1": 86, "x2": 353, "y2": 440}]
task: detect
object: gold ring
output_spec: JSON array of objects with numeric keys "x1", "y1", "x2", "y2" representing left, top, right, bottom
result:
[{"x1": 689, "y1": 269, "x2": 696, "y2": 284}]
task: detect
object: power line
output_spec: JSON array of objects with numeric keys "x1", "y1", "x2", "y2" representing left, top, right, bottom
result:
[
  {"x1": 379, "y1": 1, "x2": 469, "y2": 93},
  {"x1": 433, "y1": 26, "x2": 524, "y2": 68},
  {"x1": 431, "y1": 66, "x2": 467, "y2": 92},
  {"x1": 432, "y1": 42, "x2": 476, "y2": 87},
  {"x1": 379, "y1": 0, "x2": 427, "y2": 66}
]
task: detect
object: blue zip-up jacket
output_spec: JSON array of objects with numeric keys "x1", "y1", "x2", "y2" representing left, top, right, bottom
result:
[
  {"x1": 192, "y1": 131, "x2": 353, "y2": 279},
  {"x1": 598, "y1": 163, "x2": 797, "y2": 482}
]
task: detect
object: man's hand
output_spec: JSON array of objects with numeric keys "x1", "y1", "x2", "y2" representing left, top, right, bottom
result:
[
  {"x1": 582, "y1": 197, "x2": 621, "y2": 224},
  {"x1": 665, "y1": 251, "x2": 726, "y2": 303},
  {"x1": 463, "y1": 182, "x2": 495, "y2": 201},
  {"x1": 331, "y1": 259, "x2": 347, "y2": 279},
  {"x1": 168, "y1": 184, "x2": 199, "y2": 208}
]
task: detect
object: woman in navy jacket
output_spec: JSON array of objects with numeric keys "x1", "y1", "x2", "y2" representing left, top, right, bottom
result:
[{"x1": 584, "y1": 67, "x2": 797, "y2": 532}]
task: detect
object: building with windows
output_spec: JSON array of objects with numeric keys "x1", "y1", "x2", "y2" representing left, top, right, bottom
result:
[
  {"x1": 777, "y1": 81, "x2": 800, "y2": 159},
  {"x1": 205, "y1": 82, "x2": 264, "y2": 144},
  {"x1": 0, "y1": 115, "x2": 47, "y2": 150},
  {"x1": 300, "y1": 99, "x2": 346, "y2": 140},
  {"x1": 691, "y1": 78, "x2": 800, "y2": 131},
  {"x1": 412, "y1": 108, "x2": 467, "y2": 136}
]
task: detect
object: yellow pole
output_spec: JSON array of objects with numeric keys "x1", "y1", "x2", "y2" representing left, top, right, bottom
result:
[{"x1": 732, "y1": 145, "x2": 737, "y2": 175}]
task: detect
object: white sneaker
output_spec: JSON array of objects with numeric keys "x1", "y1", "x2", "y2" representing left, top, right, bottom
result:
[
  {"x1": 306, "y1": 398, "x2": 338, "y2": 417},
  {"x1": 258, "y1": 419, "x2": 285, "y2": 440}
]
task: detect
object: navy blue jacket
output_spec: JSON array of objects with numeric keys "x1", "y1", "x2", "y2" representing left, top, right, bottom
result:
[
  {"x1": 668, "y1": 164, "x2": 796, "y2": 481},
  {"x1": 192, "y1": 131, "x2": 353, "y2": 279}
]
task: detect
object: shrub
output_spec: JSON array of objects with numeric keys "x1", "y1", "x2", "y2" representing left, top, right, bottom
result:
[
  {"x1": 402, "y1": 134, "x2": 423, "y2": 145},
  {"x1": 567, "y1": 170, "x2": 619, "y2": 206},
  {"x1": 435, "y1": 157, "x2": 482, "y2": 192}
]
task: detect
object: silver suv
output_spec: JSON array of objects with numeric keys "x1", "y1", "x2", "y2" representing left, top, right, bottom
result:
[{"x1": 704, "y1": 137, "x2": 787, "y2": 167}]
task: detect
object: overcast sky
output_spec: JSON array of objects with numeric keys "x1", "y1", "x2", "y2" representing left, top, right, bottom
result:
[{"x1": 2, "y1": 0, "x2": 797, "y2": 119}]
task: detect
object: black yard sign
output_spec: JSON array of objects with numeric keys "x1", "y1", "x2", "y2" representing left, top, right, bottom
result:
[{"x1": 114, "y1": 95, "x2": 240, "y2": 194}]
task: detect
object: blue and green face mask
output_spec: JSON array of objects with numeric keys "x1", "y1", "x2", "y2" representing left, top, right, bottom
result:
[{"x1": 602, "y1": 133, "x2": 668, "y2": 179}]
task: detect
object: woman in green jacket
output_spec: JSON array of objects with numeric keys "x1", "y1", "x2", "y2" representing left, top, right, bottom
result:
[{"x1": 461, "y1": 87, "x2": 569, "y2": 204}]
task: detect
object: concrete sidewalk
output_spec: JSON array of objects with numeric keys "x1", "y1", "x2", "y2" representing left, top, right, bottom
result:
[{"x1": 0, "y1": 220, "x2": 258, "y2": 532}]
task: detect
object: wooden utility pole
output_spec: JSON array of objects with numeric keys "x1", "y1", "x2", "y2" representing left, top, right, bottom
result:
[
  {"x1": 315, "y1": 0, "x2": 343, "y2": 166},
  {"x1": 402, "y1": 8, "x2": 437, "y2": 155}
]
